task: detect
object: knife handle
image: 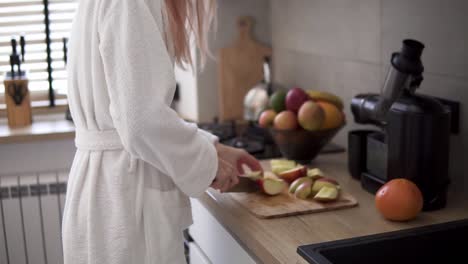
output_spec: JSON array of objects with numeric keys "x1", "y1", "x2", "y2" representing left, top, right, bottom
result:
[
  {"x1": 9, "y1": 55, "x2": 15, "y2": 78},
  {"x1": 20, "y1": 35, "x2": 25, "y2": 63},
  {"x1": 63, "y1": 37, "x2": 68, "y2": 64}
]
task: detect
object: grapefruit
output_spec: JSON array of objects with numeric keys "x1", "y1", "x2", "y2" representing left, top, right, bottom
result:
[{"x1": 375, "y1": 179, "x2": 423, "y2": 222}]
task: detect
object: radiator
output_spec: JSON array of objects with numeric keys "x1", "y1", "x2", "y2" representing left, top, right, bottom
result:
[{"x1": 0, "y1": 171, "x2": 68, "y2": 264}]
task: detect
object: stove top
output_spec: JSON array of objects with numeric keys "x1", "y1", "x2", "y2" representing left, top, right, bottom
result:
[
  {"x1": 198, "y1": 119, "x2": 345, "y2": 160},
  {"x1": 198, "y1": 120, "x2": 283, "y2": 159}
]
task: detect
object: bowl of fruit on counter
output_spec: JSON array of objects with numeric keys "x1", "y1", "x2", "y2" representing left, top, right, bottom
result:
[{"x1": 258, "y1": 88, "x2": 345, "y2": 164}]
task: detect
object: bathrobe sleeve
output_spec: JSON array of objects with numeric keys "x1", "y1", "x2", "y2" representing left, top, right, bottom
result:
[{"x1": 98, "y1": 0, "x2": 217, "y2": 198}]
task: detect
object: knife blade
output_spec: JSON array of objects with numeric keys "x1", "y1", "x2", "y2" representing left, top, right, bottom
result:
[{"x1": 225, "y1": 175, "x2": 258, "y2": 193}]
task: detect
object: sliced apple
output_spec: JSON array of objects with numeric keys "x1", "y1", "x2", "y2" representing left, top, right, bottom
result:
[
  {"x1": 294, "y1": 181, "x2": 313, "y2": 200},
  {"x1": 264, "y1": 171, "x2": 279, "y2": 179},
  {"x1": 307, "y1": 168, "x2": 325, "y2": 180},
  {"x1": 243, "y1": 171, "x2": 263, "y2": 181},
  {"x1": 278, "y1": 166, "x2": 307, "y2": 184},
  {"x1": 313, "y1": 186, "x2": 340, "y2": 202},
  {"x1": 289, "y1": 177, "x2": 313, "y2": 194},
  {"x1": 272, "y1": 166, "x2": 293, "y2": 174},
  {"x1": 270, "y1": 159, "x2": 296, "y2": 167},
  {"x1": 311, "y1": 178, "x2": 340, "y2": 196},
  {"x1": 257, "y1": 178, "x2": 287, "y2": 196},
  {"x1": 271, "y1": 160, "x2": 297, "y2": 174},
  {"x1": 319, "y1": 177, "x2": 339, "y2": 186}
]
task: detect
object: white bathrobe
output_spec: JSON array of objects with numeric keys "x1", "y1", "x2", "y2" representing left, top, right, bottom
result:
[{"x1": 62, "y1": 0, "x2": 218, "y2": 263}]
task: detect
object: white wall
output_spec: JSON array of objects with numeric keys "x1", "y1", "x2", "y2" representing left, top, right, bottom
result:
[{"x1": 0, "y1": 139, "x2": 75, "y2": 176}]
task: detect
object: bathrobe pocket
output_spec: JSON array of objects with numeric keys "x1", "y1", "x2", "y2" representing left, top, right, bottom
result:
[{"x1": 143, "y1": 185, "x2": 192, "y2": 264}]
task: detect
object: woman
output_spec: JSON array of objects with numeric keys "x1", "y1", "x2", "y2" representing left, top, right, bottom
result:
[{"x1": 62, "y1": 0, "x2": 262, "y2": 263}]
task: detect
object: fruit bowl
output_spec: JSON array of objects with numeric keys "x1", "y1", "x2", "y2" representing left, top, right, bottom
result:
[{"x1": 269, "y1": 125, "x2": 344, "y2": 164}]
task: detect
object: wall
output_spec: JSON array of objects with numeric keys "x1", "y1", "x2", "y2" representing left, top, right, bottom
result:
[
  {"x1": 0, "y1": 139, "x2": 75, "y2": 176},
  {"x1": 196, "y1": 0, "x2": 271, "y2": 122},
  {"x1": 271, "y1": 0, "x2": 468, "y2": 191}
]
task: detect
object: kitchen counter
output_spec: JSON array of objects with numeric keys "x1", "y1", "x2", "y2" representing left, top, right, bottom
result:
[{"x1": 194, "y1": 153, "x2": 468, "y2": 264}]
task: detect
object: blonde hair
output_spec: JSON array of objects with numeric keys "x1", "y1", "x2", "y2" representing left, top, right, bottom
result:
[{"x1": 164, "y1": 0, "x2": 217, "y2": 68}]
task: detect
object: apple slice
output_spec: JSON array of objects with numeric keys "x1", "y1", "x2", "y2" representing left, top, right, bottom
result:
[
  {"x1": 313, "y1": 186, "x2": 340, "y2": 202},
  {"x1": 294, "y1": 181, "x2": 313, "y2": 200},
  {"x1": 278, "y1": 166, "x2": 307, "y2": 184},
  {"x1": 311, "y1": 178, "x2": 340, "y2": 196},
  {"x1": 289, "y1": 177, "x2": 312, "y2": 194},
  {"x1": 264, "y1": 171, "x2": 279, "y2": 179},
  {"x1": 272, "y1": 165, "x2": 297, "y2": 174},
  {"x1": 270, "y1": 159, "x2": 296, "y2": 167},
  {"x1": 243, "y1": 171, "x2": 263, "y2": 181},
  {"x1": 271, "y1": 160, "x2": 297, "y2": 174},
  {"x1": 257, "y1": 178, "x2": 287, "y2": 196},
  {"x1": 307, "y1": 168, "x2": 325, "y2": 180}
]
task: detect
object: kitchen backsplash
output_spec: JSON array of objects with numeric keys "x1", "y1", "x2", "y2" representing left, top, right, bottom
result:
[
  {"x1": 270, "y1": 0, "x2": 468, "y2": 191},
  {"x1": 188, "y1": 0, "x2": 271, "y2": 122}
]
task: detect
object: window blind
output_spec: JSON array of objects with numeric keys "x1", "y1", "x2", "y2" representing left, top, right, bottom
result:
[{"x1": 0, "y1": 0, "x2": 77, "y2": 102}]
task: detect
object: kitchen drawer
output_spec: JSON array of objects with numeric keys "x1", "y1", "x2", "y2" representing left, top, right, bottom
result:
[{"x1": 190, "y1": 199, "x2": 257, "y2": 264}]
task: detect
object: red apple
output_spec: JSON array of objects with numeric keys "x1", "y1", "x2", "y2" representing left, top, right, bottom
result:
[
  {"x1": 258, "y1": 110, "x2": 277, "y2": 128},
  {"x1": 274, "y1": 111, "x2": 298, "y2": 130},
  {"x1": 278, "y1": 166, "x2": 307, "y2": 184},
  {"x1": 256, "y1": 178, "x2": 287, "y2": 196},
  {"x1": 286, "y1": 87, "x2": 310, "y2": 113},
  {"x1": 289, "y1": 177, "x2": 313, "y2": 194},
  {"x1": 295, "y1": 181, "x2": 313, "y2": 199}
]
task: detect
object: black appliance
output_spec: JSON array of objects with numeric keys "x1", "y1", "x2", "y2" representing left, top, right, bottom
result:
[{"x1": 348, "y1": 39, "x2": 459, "y2": 211}]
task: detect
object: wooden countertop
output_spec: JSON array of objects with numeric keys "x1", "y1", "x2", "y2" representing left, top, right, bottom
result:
[{"x1": 197, "y1": 153, "x2": 468, "y2": 264}]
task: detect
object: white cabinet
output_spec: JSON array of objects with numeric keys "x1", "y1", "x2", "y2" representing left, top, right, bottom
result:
[
  {"x1": 189, "y1": 199, "x2": 257, "y2": 264},
  {"x1": 189, "y1": 242, "x2": 211, "y2": 264}
]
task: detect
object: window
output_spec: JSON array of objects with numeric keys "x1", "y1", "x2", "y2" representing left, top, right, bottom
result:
[{"x1": 0, "y1": 0, "x2": 77, "y2": 106}]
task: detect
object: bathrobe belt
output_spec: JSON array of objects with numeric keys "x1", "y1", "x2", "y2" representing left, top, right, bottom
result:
[{"x1": 75, "y1": 129, "x2": 124, "y2": 151}]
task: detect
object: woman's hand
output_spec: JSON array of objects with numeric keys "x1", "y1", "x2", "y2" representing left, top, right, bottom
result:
[{"x1": 210, "y1": 143, "x2": 263, "y2": 192}]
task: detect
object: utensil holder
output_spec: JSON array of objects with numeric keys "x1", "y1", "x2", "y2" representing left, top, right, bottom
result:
[{"x1": 3, "y1": 71, "x2": 32, "y2": 128}]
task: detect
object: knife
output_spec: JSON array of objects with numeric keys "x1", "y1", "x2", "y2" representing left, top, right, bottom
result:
[
  {"x1": 20, "y1": 35, "x2": 25, "y2": 63},
  {"x1": 225, "y1": 175, "x2": 258, "y2": 193},
  {"x1": 10, "y1": 38, "x2": 17, "y2": 78}
]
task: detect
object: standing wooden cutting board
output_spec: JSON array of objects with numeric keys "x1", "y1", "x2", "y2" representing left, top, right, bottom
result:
[
  {"x1": 218, "y1": 16, "x2": 272, "y2": 121},
  {"x1": 230, "y1": 189, "x2": 358, "y2": 219}
]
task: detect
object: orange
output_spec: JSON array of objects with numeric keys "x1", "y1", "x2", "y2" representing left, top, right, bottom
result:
[
  {"x1": 375, "y1": 179, "x2": 423, "y2": 222},
  {"x1": 317, "y1": 101, "x2": 344, "y2": 130}
]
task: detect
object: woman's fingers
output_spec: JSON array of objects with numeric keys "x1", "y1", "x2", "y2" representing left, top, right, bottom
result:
[
  {"x1": 225, "y1": 165, "x2": 239, "y2": 192},
  {"x1": 237, "y1": 152, "x2": 263, "y2": 174},
  {"x1": 210, "y1": 179, "x2": 222, "y2": 190},
  {"x1": 213, "y1": 158, "x2": 238, "y2": 192},
  {"x1": 231, "y1": 174, "x2": 240, "y2": 186}
]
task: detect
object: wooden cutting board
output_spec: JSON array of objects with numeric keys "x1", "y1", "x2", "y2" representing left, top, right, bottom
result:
[
  {"x1": 218, "y1": 16, "x2": 272, "y2": 121},
  {"x1": 230, "y1": 189, "x2": 358, "y2": 219}
]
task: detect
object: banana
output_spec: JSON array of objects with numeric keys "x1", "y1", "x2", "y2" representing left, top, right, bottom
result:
[{"x1": 307, "y1": 90, "x2": 344, "y2": 110}]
